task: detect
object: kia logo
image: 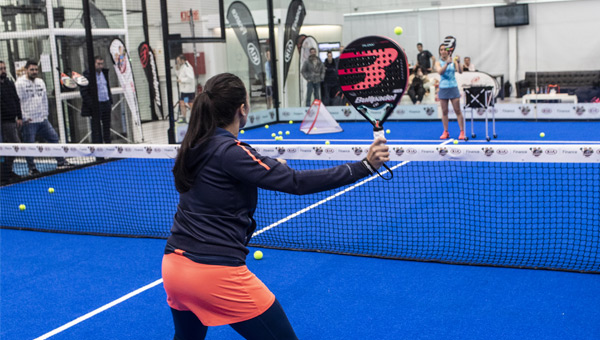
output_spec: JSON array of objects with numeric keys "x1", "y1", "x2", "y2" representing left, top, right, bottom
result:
[{"x1": 247, "y1": 43, "x2": 261, "y2": 66}]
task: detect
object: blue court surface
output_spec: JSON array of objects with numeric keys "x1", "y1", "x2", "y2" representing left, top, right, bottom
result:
[
  {"x1": 2, "y1": 228, "x2": 600, "y2": 340},
  {"x1": 239, "y1": 120, "x2": 600, "y2": 144},
  {"x1": 1, "y1": 119, "x2": 599, "y2": 339}
]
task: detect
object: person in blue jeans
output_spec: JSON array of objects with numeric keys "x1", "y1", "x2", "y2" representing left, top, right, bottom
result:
[
  {"x1": 15, "y1": 60, "x2": 70, "y2": 175},
  {"x1": 301, "y1": 48, "x2": 325, "y2": 106}
]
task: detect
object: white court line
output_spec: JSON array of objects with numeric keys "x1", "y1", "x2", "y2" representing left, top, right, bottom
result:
[
  {"x1": 34, "y1": 279, "x2": 163, "y2": 340},
  {"x1": 254, "y1": 139, "x2": 453, "y2": 237},
  {"x1": 34, "y1": 140, "x2": 454, "y2": 339}
]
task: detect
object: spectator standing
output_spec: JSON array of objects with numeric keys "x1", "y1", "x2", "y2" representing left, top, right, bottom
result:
[
  {"x1": 15, "y1": 60, "x2": 70, "y2": 175},
  {"x1": 416, "y1": 43, "x2": 436, "y2": 74},
  {"x1": 80, "y1": 56, "x2": 113, "y2": 143},
  {"x1": 175, "y1": 55, "x2": 196, "y2": 123},
  {"x1": 301, "y1": 48, "x2": 325, "y2": 106},
  {"x1": 0, "y1": 60, "x2": 23, "y2": 184}
]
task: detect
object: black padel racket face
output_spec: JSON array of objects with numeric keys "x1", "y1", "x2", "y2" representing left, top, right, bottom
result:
[
  {"x1": 443, "y1": 35, "x2": 456, "y2": 56},
  {"x1": 337, "y1": 36, "x2": 409, "y2": 126}
]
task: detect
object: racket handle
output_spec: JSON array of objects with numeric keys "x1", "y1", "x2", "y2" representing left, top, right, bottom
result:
[{"x1": 373, "y1": 128, "x2": 385, "y2": 140}]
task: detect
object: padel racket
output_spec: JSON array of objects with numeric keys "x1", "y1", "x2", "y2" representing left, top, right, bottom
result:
[
  {"x1": 443, "y1": 35, "x2": 456, "y2": 56},
  {"x1": 337, "y1": 35, "x2": 409, "y2": 179},
  {"x1": 71, "y1": 71, "x2": 89, "y2": 86}
]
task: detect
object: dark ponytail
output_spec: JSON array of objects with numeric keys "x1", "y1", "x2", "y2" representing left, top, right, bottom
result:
[{"x1": 173, "y1": 73, "x2": 247, "y2": 193}]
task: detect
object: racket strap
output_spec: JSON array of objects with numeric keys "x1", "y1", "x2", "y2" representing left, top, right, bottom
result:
[{"x1": 361, "y1": 158, "x2": 393, "y2": 181}]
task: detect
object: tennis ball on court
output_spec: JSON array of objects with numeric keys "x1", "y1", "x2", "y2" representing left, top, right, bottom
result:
[
  {"x1": 325, "y1": 141, "x2": 330, "y2": 145},
  {"x1": 48, "y1": 187, "x2": 55, "y2": 194},
  {"x1": 271, "y1": 133, "x2": 276, "y2": 137},
  {"x1": 386, "y1": 129, "x2": 391, "y2": 134},
  {"x1": 254, "y1": 250, "x2": 263, "y2": 260},
  {"x1": 265, "y1": 124, "x2": 269, "y2": 129},
  {"x1": 540, "y1": 132, "x2": 545, "y2": 138},
  {"x1": 19, "y1": 204, "x2": 26, "y2": 211},
  {"x1": 453, "y1": 140, "x2": 459, "y2": 144},
  {"x1": 394, "y1": 26, "x2": 403, "y2": 35},
  {"x1": 278, "y1": 131, "x2": 283, "y2": 135},
  {"x1": 240, "y1": 130, "x2": 245, "y2": 134},
  {"x1": 285, "y1": 131, "x2": 290, "y2": 135},
  {"x1": 289, "y1": 120, "x2": 293, "y2": 124}
]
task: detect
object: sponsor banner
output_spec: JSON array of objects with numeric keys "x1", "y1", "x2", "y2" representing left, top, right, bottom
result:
[
  {"x1": 109, "y1": 39, "x2": 144, "y2": 142},
  {"x1": 1, "y1": 144, "x2": 179, "y2": 159},
  {"x1": 2, "y1": 144, "x2": 600, "y2": 162},
  {"x1": 138, "y1": 42, "x2": 164, "y2": 120},
  {"x1": 226, "y1": 2, "x2": 263, "y2": 80},
  {"x1": 282, "y1": 0, "x2": 306, "y2": 85},
  {"x1": 244, "y1": 109, "x2": 277, "y2": 129},
  {"x1": 445, "y1": 103, "x2": 600, "y2": 120},
  {"x1": 249, "y1": 144, "x2": 600, "y2": 163},
  {"x1": 537, "y1": 103, "x2": 600, "y2": 119}
]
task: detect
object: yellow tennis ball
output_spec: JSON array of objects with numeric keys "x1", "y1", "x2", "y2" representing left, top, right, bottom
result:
[
  {"x1": 19, "y1": 204, "x2": 26, "y2": 211},
  {"x1": 271, "y1": 133, "x2": 276, "y2": 137},
  {"x1": 453, "y1": 140, "x2": 459, "y2": 144},
  {"x1": 386, "y1": 129, "x2": 391, "y2": 134},
  {"x1": 289, "y1": 120, "x2": 293, "y2": 124},
  {"x1": 48, "y1": 187, "x2": 55, "y2": 194},
  {"x1": 285, "y1": 131, "x2": 290, "y2": 135},
  {"x1": 265, "y1": 124, "x2": 269, "y2": 129},
  {"x1": 325, "y1": 141, "x2": 330, "y2": 145},
  {"x1": 540, "y1": 132, "x2": 545, "y2": 138},
  {"x1": 254, "y1": 250, "x2": 263, "y2": 260},
  {"x1": 240, "y1": 130, "x2": 245, "y2": 134},
  {"x1": 394, "y1": 26, "x2": 403, "y2": 35},
  {"x1": 278, "y1": 131, "x2": 283, "y2": 135}
]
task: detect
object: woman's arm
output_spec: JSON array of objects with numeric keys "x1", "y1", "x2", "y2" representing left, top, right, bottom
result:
[{"x1": 222, "y1": 139, "x2": 389, "y2": 195}]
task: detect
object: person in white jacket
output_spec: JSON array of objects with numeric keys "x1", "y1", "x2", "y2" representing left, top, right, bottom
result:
[
  {"x1": 175, "y1": 55, "x2": 196, "y2": 123},
  {"x1": 15, "y1": 60, "x2": 70, "y2": 175}
]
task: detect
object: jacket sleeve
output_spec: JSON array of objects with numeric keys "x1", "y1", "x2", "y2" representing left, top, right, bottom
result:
[
  {"x1": 300, "y1": 61, "x2": 309, "y2": 80},
  {"x1": 10, "y1": 82, "x2": 23, "y2": 120},
  {"x1": 220, "y1": 141, "x2": 372, "y2": 195}
]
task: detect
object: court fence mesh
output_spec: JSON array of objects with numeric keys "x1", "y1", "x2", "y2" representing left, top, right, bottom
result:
[{"x1": 1, "y1": 143, "x2": 599, "y2": 273}]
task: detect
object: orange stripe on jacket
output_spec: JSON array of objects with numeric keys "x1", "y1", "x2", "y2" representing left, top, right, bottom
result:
[{"x1": 236, "y1": 141, "x2": 270, "y2": 170}]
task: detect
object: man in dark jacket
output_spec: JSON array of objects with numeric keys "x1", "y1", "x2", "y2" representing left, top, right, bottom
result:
[
  {"x1": 301, "y1": 48, "x2": 325, "y2": 106},
  {"x1": 80, "y1": 56, "x2": 113, "y2": 143},
  {"x1": 322, "y1": 51, "x2": 339, "y2": 106},
  {"x1": 0, "y1": 60, "x2": 23, "y2": 184}
]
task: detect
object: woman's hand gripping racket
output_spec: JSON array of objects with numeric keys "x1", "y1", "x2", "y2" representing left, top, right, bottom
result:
[{"x1": 337, "y1": 36, "x2": 409, "y2": 179}]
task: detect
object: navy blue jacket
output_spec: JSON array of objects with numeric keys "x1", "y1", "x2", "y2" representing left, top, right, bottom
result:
[{"x1": 166, "y1": 128, "x2": 372, "y2": 264}]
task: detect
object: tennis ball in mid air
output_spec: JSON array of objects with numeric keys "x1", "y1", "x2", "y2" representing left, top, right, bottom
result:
[
  {"x1": 265, "y1": 124, "x2": 269, "y2": 129},
  {"x1": 453, "y1": 140, "x2": 459, "y2": 144},
  {"x1": 285, "y1": 131, "x2": 290, "y2": 135},
  {"x1": 278, "y1": 131, "x2": 283, "y2": 135},
  {"x1": 289, "y1": 120, "x2": 293, "y2": 124},
  {"x1": 540, "y1": 132, "x2": 545, "y2": 138},
  {"x1": 240, "y1": 130, "x2": 245, "y2": 134},
  {"x1": 48, "y1": 187, "x2": 55, "y2": 194},
  {"x1": 325, "y1": 141, "x2": 330, "y2": 145},
  {"x1": 271, "y1": 133, "x2": 276, "y2": 137},
  {"x1": 386, "y1": 129, "x2": 391, "y2": 134},
  {"x1": 394, "y1": 26, "x2": 403, "y2": 35},
  {"x1": 19, "y1": 204, "x2": 26, "y2": 211},
  {"x1": 254, "y1": 250, "x2": 263, "y2": 260}
]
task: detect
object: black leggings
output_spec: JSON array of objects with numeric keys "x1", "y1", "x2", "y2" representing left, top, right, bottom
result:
[{"x1": 171, "y1": 298, "x2": 298, "y2": 340}]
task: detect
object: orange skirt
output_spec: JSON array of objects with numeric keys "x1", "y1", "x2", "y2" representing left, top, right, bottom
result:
[{"x1": 161, "y1": 252, "x2": 275, "y2": 326}]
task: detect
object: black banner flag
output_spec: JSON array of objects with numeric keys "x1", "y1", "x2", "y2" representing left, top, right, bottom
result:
[
  {"x1": 138, "y1": 42, "x2": 164, "y2": 120},
  {"x1": 283, "y1": 0, "x2": 306, "y2": 85},
  {"x1": 227, "y1": 2, "x2": 263, "y2": 80}
]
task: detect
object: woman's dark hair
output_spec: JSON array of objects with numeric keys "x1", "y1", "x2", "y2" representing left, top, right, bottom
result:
[{"x1": 173, "y1": 73, "x2": 247, "y2": 193}]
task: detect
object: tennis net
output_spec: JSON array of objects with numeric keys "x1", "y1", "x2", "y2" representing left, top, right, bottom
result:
[{"x1": 1, "y1": 143, "x2": 599, "y2": 273}]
